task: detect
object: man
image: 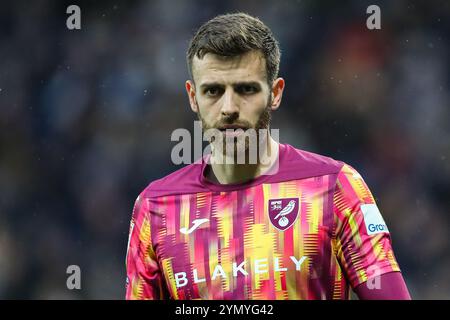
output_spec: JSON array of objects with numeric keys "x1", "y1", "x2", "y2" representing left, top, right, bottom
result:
[{"x1": 125, "y1": 13, "x2": 411, "y2": 300}]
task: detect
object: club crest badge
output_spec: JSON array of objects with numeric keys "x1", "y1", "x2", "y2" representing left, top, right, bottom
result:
[{"x1": 268, "y1": 198, "x2": 299, "y2": 231}]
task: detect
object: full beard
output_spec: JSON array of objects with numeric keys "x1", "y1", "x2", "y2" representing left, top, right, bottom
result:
[{"x1": 198, "y1": 97, "x2": 272, "y2": 164}]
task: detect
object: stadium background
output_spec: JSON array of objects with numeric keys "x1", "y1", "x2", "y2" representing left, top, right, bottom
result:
[{"x1": 0, "y1": 0, "x2": 449, "y2": 299}]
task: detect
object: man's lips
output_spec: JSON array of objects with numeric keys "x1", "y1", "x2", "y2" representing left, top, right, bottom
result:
[
  {"x1": 217, "y1": 124, "x2": 248, "y2": 131},
  {"x1": 216, "y1": 125, "x2": 250, "y2": 138}
]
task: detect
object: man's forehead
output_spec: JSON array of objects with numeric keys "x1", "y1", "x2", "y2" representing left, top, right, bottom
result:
[{"x1": 192, "y1": 50, "x2": 267, "y2": 84}]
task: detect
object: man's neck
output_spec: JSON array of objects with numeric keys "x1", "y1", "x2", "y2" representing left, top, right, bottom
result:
[{"x1": 206, "y1": 136, "x2": 279, "y2": 185}]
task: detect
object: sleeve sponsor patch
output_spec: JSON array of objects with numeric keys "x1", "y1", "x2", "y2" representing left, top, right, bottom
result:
[{"x1": 360, "y1": 203, "x2": 389, "y2": 235}]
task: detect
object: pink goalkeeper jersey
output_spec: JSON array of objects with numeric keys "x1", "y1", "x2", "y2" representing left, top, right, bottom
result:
[{"x1": 125, "y1": 143, "x2": 401, "y2": 300}]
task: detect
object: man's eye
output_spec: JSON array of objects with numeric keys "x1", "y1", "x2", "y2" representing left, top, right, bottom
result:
[
  {"x1": 238, "y1": 86, "x2": 257, "y2": 94},
  {"x1": 205, "y1": 87, "x2": 222, "y2": 96}
]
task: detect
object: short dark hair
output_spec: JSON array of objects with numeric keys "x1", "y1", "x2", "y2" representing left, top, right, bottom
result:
[{"x1": 187, "y1": 12, "x2": 281, "y2": 84}]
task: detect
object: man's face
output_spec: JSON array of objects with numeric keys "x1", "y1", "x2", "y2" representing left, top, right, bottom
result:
[{"x1": 186, "y1": 50, "x2": 283, "y2": 158}]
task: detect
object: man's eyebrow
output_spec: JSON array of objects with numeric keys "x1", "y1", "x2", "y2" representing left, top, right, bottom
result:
[
  {"x1": 199, "y1": 82, "x2": 224, "y2": 89},
  {"x1": 199, "y1": 81, "x2": 261, "y2": 89},
  {"x1": 233, "y1": 81, "x2": 261, "y2": 88}
]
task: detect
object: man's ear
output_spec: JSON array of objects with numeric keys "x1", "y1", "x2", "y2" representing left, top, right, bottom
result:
[
  {"x1": 270, "y1": 77, "x2": 285, "y2": 111},
  {"x1": 185, "y1": 80, "x2": 198, "y2": 113}
]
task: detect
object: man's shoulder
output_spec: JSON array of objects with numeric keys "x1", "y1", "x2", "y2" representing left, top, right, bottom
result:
[
  {"x1": 139, "y1": 159, "x2": 207, "y2": 199},
  {"x1": 283, "y1": 144, "x2": 343, "y2": 168},
  {"x1": 273, "y1": 144, "x2": 345, "y2": 181}
]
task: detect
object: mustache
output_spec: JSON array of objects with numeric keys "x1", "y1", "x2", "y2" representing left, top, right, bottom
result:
[
  {"x1": 215, "y1": 122, "x2": 252, "y2": 130},
  {"x1": 213, "y1": 116, "x2": 252, "y2": 130}
]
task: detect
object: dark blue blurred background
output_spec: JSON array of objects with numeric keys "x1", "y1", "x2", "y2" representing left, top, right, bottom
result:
[{"x1": 0, "y1": 0, "x2": 449, "y2": 299}]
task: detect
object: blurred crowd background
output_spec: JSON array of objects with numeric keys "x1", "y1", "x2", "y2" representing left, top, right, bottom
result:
[{"x1": 0, "y1": 0, "x2": 449, "y2": 299}]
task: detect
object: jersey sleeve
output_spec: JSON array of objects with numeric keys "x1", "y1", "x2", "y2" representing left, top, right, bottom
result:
[
  {"x1": 354, "y1": 272, "x2": 411, "y2": 299},
  {"x1": 332, "y1": 164, "x2": 401, "y2": 289},
  {"x1": 125, "y1": 192, "x2": 168, "y2": 299}
]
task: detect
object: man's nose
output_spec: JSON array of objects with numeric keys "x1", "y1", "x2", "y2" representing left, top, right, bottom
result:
[{"x1": 221, "y1": 89, "x2": 239, "y2": 116}]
